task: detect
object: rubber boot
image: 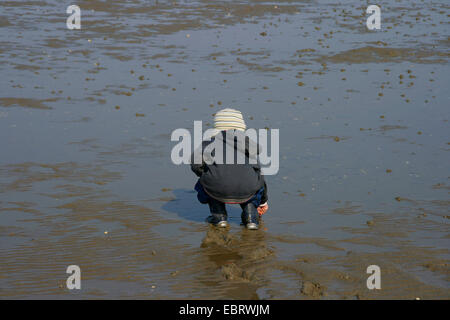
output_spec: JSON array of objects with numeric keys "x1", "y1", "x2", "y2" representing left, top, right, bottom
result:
[
  {"x1": 207, "y1": 199, "x2": 228, "y2": 228},
  {"x1": 240, "y1": 202, "x2": 259, "y2": 230}
]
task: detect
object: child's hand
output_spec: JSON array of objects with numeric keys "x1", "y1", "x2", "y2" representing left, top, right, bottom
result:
[{"x1": 257, "y1": 203, "x2": 268, "y2": 216}]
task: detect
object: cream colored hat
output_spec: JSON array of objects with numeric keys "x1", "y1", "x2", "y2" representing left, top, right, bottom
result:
[{"x1": 214, "y1": 108, "x2": 246, "y2": 132}]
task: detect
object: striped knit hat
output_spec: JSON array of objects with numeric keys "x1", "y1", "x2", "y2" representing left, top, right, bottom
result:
[{"x1": 214, "y1": 108, "x2": 246, "y2": 132}]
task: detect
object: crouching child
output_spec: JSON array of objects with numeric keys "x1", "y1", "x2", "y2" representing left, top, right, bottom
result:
[{"x1": 191, "y1": 108, "x2": 268, "y2": 230}]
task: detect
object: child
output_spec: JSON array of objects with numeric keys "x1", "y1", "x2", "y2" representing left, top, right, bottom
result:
[{"x1": 191, "y1": 108, "x2": 269, "y2": 230}]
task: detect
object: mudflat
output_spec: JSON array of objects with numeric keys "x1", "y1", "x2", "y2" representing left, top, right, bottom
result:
[{"x1": 0, "y1": 0, "x2": 448, "y2": 299}]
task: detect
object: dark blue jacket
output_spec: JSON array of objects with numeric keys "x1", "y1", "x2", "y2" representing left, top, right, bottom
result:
[{"x1": 191, "y1": 129, "x2": 268, "y2": 203}]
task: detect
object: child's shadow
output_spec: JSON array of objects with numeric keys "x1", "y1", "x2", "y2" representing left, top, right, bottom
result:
[{"x1": 161, "y1": 189, "x2": 242, "y2": 224}]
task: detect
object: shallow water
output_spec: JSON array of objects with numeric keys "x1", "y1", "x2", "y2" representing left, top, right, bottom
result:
[{"x1": 0, "y1": 0, "x2": 449, "y2": 299}]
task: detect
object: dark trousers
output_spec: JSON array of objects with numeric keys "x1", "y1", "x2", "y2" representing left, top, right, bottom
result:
[
  {"x1": 208, "y1": 197, "x2": 253, "y2": 215},
  {"x1": 195, "y1": 180, "x2": 264, "y2": 215}
]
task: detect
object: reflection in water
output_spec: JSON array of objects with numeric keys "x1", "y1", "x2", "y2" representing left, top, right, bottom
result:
[{"x1": 199, "y1": 226, "x2": 274, "y2": 300}]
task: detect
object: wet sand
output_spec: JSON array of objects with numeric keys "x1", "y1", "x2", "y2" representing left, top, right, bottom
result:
[{"x1": 0, "y1": 0, "x2": 449, "y2": 299}]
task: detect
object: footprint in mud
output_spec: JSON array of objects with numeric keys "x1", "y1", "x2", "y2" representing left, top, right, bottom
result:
[
  {"x1": 201, "y1": 227, "x2": 237, "y2": 249},
  {"x1": 221, "y1": 263, "x2": 254, "y2": 282},
  {"x1": 300, "y1": 280, "x2": 326, "y2": 298},
  {"x1": 201, "y1": 227, "x2": 274, "y2": 285},
  {"x1": 245, "y1": 247, "x2": 274, "y2": 261},
  {"x1": 201, "y1": 228, "x2": 273, "y2": 258}
]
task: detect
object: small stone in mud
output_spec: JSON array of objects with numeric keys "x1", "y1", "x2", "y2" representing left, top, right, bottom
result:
[
  {"x1": 161, "y1": 188, "x2": 172, "y2": 192},
  {"x1": 297, "y1": 82, "x2": 304, "y2": 86},
  {"x1": 130, "y1": 70, "x2": 134, "y2": 74},
  {"x1": 135, "y1": 113, "x2": 145, "y2": 117},
  {"x1": 380, "y1": 115, "x2": 385, "y2": 119},
  {"x1": 170, "y1": 271, "x2": 179, "y2": 277},
  {"x1": 115, "y1": 105, "x2": 120, "y2": 110},
  {"x1": 417, "y1": 131, "x2": 422, "y2": 135},
  {"x1": 334, "y1": 136, "x2": 340, "y2": 142},
  {"x1": 366, "y1": 220, "x2": 375, "y2": 226},
  {"x1": 418, "y1": 213, "x2": 427, "y2": 218},
  {"x1": 259, "y1": 31, "x2": 267, "y2": 36},
  {"x1": 138, "y1": 76, "x2": 145, "y2": 81},
  {"x1": 395, "y1": 196, "x2": 402, "y2": 202},
  {"x1": 386, "y1": 169, "x2": 392, "y2": 173}
]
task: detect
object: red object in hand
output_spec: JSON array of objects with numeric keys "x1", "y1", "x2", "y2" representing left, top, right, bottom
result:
[{"x1": 257, "y1": 203, "x2": 269, "y2": 216}]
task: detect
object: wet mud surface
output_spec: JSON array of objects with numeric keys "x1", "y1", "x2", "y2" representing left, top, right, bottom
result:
[{"x1": 0, "y1": 0, "x2": 449, "y2": 299}]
